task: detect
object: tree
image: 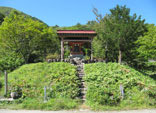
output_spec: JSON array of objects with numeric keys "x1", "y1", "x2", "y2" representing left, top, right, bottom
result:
[
  {"x1": 0, "y1": 11, "x2": 59, "y2": 64},
  {"x1": 0, "y1": 13, "x2": 5, "y2": 25},
  {"x1": 136, "y1": 24, "x2": 156, "y2": 60},
  {"x1": 93, "y1": 5, "x2": 146, "y2": 64}
]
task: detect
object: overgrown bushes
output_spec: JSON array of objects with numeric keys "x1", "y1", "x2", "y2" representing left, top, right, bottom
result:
[
  {"x1": 8, "y1": 62, "x2": 80, "y2": 99},
  {"x1": 84, "y1": 62, "x2": 156, "y2": 109},
  {"x1": 2, "y1": 62, "x2": 81, "y2": 109}
]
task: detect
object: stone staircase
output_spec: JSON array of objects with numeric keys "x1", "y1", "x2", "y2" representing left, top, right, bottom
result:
[{"x1": 72, "y1": 58, "x2": 86, "y2": 101}]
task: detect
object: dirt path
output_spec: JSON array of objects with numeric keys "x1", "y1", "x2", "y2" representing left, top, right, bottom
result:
[{"x1": 0, "y1": 109, "x2": 156, "y2": 113}]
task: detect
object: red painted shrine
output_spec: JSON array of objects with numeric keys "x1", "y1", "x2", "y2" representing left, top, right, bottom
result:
[{"x1": 57, "y1": 30, "x2": 97, "y2": 60}]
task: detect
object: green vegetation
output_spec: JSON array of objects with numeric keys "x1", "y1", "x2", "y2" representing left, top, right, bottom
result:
[
  {"x1": 0, "y1": 13, "x2": 5, "y2": 25},
  {"x1": 8, "y1": 62, "x2": 80, "y2": 98},
  {"x1": 93, "y1": 5, "x2": 147, "y2": 65},
  {"x1": 0, "y1": 10, "x2": 59, "y2": 71},
  {"x1": 136, "y1": 24, "x2": 156, "y2": 60},
  {"x1": 0, "y1": 5, "x2": 155, "y2": 71},
  {"x1": 0, "y1": 71, "x2": 4, "y2": 96},
  {"x1": 0, "y1": 7, "x2": 14, "y2": 16},
  {"x1": 0, "y1": 62, "x2": 81, "y2": 110},
  {"x1": 141, "y1": 62, "x2": 156, "y2": 80},
  {"x1": 0, "y1": 5, "x2": 155, "y2": 110},
  {"x1": 0, "y1": 6, "x2": 47, "y2": 24},
  {"x1": 0, "y1": 97, "x2": 80, "y2": 110},
  {"x1": 84, "y1": 62, "x2": 156, "y2": 110}
]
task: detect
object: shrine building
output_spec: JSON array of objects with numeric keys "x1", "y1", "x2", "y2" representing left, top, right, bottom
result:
[{"x1": 57, "y1": 30, "x2": 97, "y2": 60}]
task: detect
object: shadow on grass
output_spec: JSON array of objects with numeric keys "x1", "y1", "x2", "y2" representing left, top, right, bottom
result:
[
  {"x1": 139, "y1": 63, "x2": 156, "y2": 81},
  {"x1": 149, "y1": 74, "x2": 156, "y2": 81}
]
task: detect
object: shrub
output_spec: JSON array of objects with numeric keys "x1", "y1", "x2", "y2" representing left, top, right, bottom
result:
[
  {"x1": 8, "y1": 62, "x2": 80, "y2": 99},
  {"x1": 46, "y1": 53, "x2": 60, "y2": 60},
  {"x1": 84, "y1": 62, "x2": 156, "y2": 108}
]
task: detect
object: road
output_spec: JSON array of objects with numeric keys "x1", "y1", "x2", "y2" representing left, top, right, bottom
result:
[{"x1": 0, "y1": 109, "x2": 156, "y2": 113}]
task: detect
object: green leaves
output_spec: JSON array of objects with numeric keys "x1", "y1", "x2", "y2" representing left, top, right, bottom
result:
[
  {"x1": 93, "y1": 5, "x2": 146, "y2": 64},
  {"x1": 0, "y1": 52, "x2": 24, "y2": 71},
  {"x1": 136, "y1": 24, "x2": 156, "y2": 59},
  {"x1": 8, "y1": 62, "x2": 80, "y2": 99},
  {"x1": 84, "y1": 62, "x2": 156, "y2": 106},
  {"x1": 0, "y1": 10, "x2": 59, "y2": 64}
]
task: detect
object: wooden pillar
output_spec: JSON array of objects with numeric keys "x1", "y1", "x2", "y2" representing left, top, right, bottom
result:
[
  {"x1": 61, "y1": 37, "x2": 64, "y2": 61},
  {"x1": 91, "y1": 37, "x2": 93, "y2": 60}
]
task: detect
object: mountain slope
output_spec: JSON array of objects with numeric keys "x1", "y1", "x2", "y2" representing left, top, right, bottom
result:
[
  {"x1": 0, "y1": 6, "x2": 47, "y2": 25},
  {"x1": 0, "y1": 6, "x2": 14, "y2": 16}
]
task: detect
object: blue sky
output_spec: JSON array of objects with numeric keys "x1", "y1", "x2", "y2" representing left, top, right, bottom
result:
[{"x1": 0, "y1": 0, "x2": 156, "y2": 26}]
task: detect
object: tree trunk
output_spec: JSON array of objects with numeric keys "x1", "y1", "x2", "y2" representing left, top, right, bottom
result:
[
  {"x1": 105, "y1": 43, "x2": 108, "y2": 63},
  {"x1": 118, "y1": 49, "x2": 122, "y2": 64}
]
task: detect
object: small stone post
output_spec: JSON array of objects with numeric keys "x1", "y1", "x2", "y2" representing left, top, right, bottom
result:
[
  {"x1": 120, "y1": 84, "x2": 124, "y2": 99},
  {"x1": 44, "y1": 86, "x2": 47, "y2": 102}
]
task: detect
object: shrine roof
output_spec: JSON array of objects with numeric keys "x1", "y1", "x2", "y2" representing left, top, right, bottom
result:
[{"x1": 57, "y1": 30, "x2": 96, "y2": 34}]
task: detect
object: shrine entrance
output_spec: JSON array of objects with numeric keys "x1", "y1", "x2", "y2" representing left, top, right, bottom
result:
[{"x1": 57, "y1": 30, "x2": 97, "y2": 60}]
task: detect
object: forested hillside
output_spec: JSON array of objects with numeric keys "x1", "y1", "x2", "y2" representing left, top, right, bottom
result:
[
  {"x1": 0, "y1": 6, "x2": 47, "y2": 25},
  {"x1": 0, "y1": 6, "x2": 13, "y2": 16}
]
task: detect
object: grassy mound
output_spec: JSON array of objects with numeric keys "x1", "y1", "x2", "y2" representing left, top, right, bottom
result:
[
  {"x1": 84, "y1": 62, "x2": 156, "y2": 109},
  {"x1": 4, "y1": 62, "x2": 81, "y2": 110},
  {"x1": 8, "y1": 62, "x2": 80, "y2": 98}
]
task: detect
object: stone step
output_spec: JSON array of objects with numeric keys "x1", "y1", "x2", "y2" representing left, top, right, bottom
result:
[
  {"x1": 80, "y1": 82, "x2": 85, "y2": 85},
  {"x1": 81, "y1": 82, "x2": 85, "y2": 86},
  {"x1": 72, "y1": 59, "x2": 86, "y2": 102},
  {"x1": 78, "y1": 71, "x2": 84, "y2": 74},
  {"x1": 81, "y1": 95, "x2": 86, "y2": 99},
  {"x1": 77, "y1": 65, "x2": 83, "y2": 68},
  {"x1": 80, "y1": 88, "x2": 87, "y2": 91},
  {"x1": 78, "y1": 76, "x2": 84, "y2": 79},
  {"x1": 80, "y1": 79, "x2": 85, "y2": 82},
  {"x1": 78, "y1": 76, "x2": 84, "y2": 80},
  {"x1": 80, "y1": 94, "x2": 86, "y2": 99},
  {"x1": 77, "y1": 69, "x2": 84, "y2": 73},
  {"x1": 80, "y1": 86, "x2": 85, "y2": 89},
  {"x1": 77, "y1": 72, "x2": 84, "y2": 74},
  {"x1": 78, "y1": 73, "x2": 84, "y2": 76},
  {"x1": 78, "y1": 75, "x2": 84, "y2": 78},
  {"x1": 77, "y1": 68, "x2": 83, "y2": 71},
  {"x1": 78, "y1": 78, "x2": 83, "y2": 81},
  {"x1": 78, "y1": 76, "x2": 82, "y2": 78},
  {"x1": 81, "y1": 90, "x2": 86, "y2": 94},
  {"x1": 77, "y1": 64, "x2": 83, "y2": 67},
  {"x1": 79, "y1": 85, "x2": 85, "y2": 88},
  {"x1": 79, "y1": 97, "x2": 86, "y2": 101},
  {"x1": 78, "y1": 73, "x2": 84, "y2": 75},
  {"x1": 78, "y1": 72, "x2": 84, "y2": 75},
  {"x1": 79, "y1": 79, "x2": 84, "y2": 81},
  {"x1": 79, "y1": 75, "x2": 84, "y2": 77}
]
